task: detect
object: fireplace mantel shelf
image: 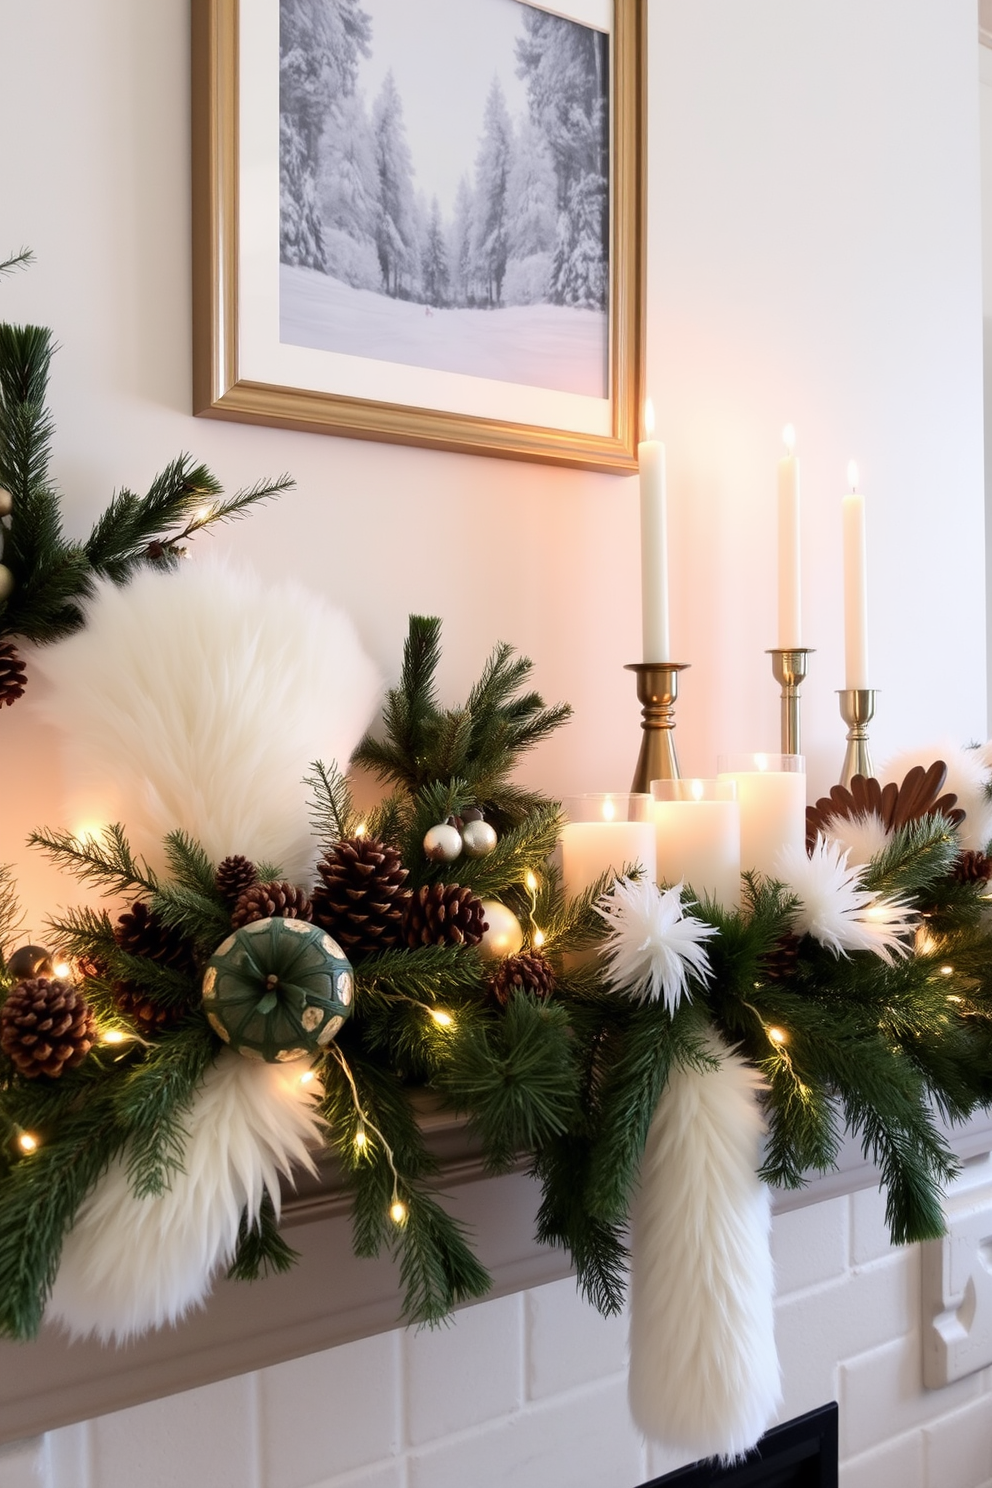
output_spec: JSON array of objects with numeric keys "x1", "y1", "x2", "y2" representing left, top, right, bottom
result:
[{"x1": 2, "y1": 1099, "x2": 991, "y2": 1446}]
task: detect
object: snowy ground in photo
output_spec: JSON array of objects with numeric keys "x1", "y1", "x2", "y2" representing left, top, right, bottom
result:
[{"x1": 280, "y1": 266, "x2": 608, "y2": 397}]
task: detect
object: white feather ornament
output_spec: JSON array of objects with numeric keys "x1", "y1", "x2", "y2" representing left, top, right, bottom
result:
[
  {"x1": 29, "y1": 560, "x2": 381, "y2": 881},
  {"x1": 628, "y1": 1031, "x2": 780, "y2": 1460},
  {"x1": 777, "y1": 838, "x2": 915, "y2": 964},
  {"x1": 47, "y1": 1052, "x2": 324, "y2": 1342},
  {"x1": 817, "y1": 808, "x2": 892, "y2": 867},
  {"x1": 595, "y1": 876, "x2": 716, "y2": 1012},
  {"x1": 881, "y1": 741, "x2": 992, "y2": 853}
]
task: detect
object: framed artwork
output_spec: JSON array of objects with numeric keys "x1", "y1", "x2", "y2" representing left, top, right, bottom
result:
[{"x1": 192, "y1": 0, "x2": 645, "y2": 471}]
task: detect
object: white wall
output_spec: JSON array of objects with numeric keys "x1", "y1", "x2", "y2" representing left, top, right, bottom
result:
[{"x1": 0, "y1": 0, "x2": 988, "y2": 1485}]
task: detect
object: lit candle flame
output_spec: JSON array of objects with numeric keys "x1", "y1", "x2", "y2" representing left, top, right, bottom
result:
[
  {"x1": 847, "y1": 461, "x2": 859, "y2": 492},
  {"x1": 644, "y1": 399, "x2": 655, "y2": 439},
  {"x1": 754, "y1": 753, "x2": 769, "y2": 772},
  {"x1": 691, "y1": 779, "x2": 704, "y2": 801},
  {"x1": 782, "y1": 424, "x2": 796, "y2": 454},
  {"x1": 602, "y1": 797, "x2": 616, "y2": 822}
]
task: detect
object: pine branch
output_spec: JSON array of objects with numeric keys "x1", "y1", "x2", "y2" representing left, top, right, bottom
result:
[
  {"x1": 150, "y1": 884, "x2": 230, "y2": 956},
  {"x1": 114, "y1": 1023, "x2": 217, "y2": 1198},
  {"x1": 863, "y1": 818, "x2": 958, "y2": 902},
  {"x1": 28, "y1": 823, "x2": 158, "y2": 897},
  {"x1": 0, "y1": 865, "x2": 25, "y2": 977},
  {"x1": 0, "y1": 250, "x2": 34, "y2": 279},
  {"x1": 227, "y1": 1193, "x2": 300, "y2": 1281},
  {"x1": 162, "y1": 830, "x2": 220, "y2": 900},
  {"x1": 533, "y1": 1135, "x2": 629, "y2": 1315},
  {"x1": 305, "y1": 760, "x2": 359, "y2": 846}
]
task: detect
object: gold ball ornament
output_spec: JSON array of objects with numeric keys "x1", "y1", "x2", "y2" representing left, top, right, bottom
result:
[
  {"x1": 0, "y1": 488, "x2": 11, "y2": 518},
  {"x1": 477, "y1": 900, "x2": 524, "y2": 960},
  {"x1": 461, "y1": 820, "x2": 498, "y2": 858},
  {"x1": 6, "y1": 945, "x2": 55, "y2": 980},
  {"x1": 423, "y1": 823, "x2": 462, "y2": 863},
  {"x1": 0, "y1": 565, "x2": 13, "y2": 603}
]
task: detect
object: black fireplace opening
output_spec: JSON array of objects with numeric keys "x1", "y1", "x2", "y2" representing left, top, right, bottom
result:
[{"x1": 637, "y1": 1403, "x2": 839, "y2": 1488}]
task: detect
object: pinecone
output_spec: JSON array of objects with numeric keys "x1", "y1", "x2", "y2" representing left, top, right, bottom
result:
[
  {"x1": 404, "y1": 883, "x2": 487, "y2": 949},
  {"x1": 951, "y1": 849, "x2": 992, "y2": 885},
  {"x1": 114, "y1": 900, "x2": 197, "y2": 976},
  {"x1": 111, "y1": 981, "x2": 192, "y2": 1035},
  {"x1": 231, "y1": 879, "x2": 313, "y2": 929},
  {"x1": 759, "y1": 932, "x2": 804, "y2": 983},
  {"x1": 0, "y1": 641, "x2": 27, "y2": 708},
  {"x1": 806, "y1": 762, "x2": 965, "y2": 852},
  {"x1": 215, "y1": 855, "x2": 259, "y2": 906},
  {"x1": 489, "y1": 950, "x2": 556, "y2": 1006},
  {"x1": 311, "y1": 837, "x2": 411, "y2": 957},
  {"x1": 1, "y1": 977, "x2": 96, "y2": 1078}
]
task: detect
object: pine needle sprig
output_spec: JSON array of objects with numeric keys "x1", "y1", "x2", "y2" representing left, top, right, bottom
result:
[
  {"x1": 862, "y1": 818, "x2": 958, "y2": 902},
  {"x1": 533, "y1": 1134, "x2": 629, "y2": 1315},
  {"x1": 150, "y1": 883, "x2": 230, "y2": 956},
  {"x1": 0, "y1": 865, "x2": 25, "y2": 977},
  {"x1": 227, "y1": 1192, "x2": 300, "y2": 1281},
  {"x1": 306, "y1": 760, "x2": 360, "y2": 846},
  {"x1": 161, "y1": 830, "x2": 222, "y2": 901},
  {"x1": 114, "y1": 1023, "x2": 217, "y2": 1198},
  {"x1": 0, "y1": 250, "x2": 34, "y2": 279}
]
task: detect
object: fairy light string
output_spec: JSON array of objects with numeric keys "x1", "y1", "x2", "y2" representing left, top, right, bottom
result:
[{"x1": 328, "y1": 1043, "x2": 407, "y2": 1224}]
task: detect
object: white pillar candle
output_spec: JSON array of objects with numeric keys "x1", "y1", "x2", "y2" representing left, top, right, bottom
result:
[
  {"x1": 842, "y1": 462, "x2": 869, "y2": 690},
  {"x1": 652, "y1": 780, "x2": 741, "y2": 911},
  {"x1": 777, "y1": 425, "x2": 802, "y2": 649},
  {"x1": 717, "y1": 755, "x2": 807, "y2": 879},
  {"x1": 561, "y1": 796, "x2": 656, "y2": 899},
  {"x1": 639, "y1": 399, "x2": 670, "y2": 663}
]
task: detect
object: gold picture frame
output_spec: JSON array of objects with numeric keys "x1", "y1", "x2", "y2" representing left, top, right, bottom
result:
[{"x1": 192, "y1": 0, "x2": 645, "y2": 472}]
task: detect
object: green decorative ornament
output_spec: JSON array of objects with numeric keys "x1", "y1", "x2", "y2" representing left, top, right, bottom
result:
[{"x1": 203, "y1": 917, "x2": 353, "y2": 1063}]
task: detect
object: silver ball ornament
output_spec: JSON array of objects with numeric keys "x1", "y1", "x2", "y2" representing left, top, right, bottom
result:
[
  {"x1": 423, "y1": 823, "x2": 463, "y2": 864},
  {"x1": 461, "y1": 820, "x2": 497, "y2": 859},
  {"x1": 477, "y1": 900, "x2": 524, "y2": 960},
  {"x1": 0, "y1": 488, "x2": 11, "y2": 518},
  {"x1": 0, "y1": 565, "x2": 13, "y2": 603}
]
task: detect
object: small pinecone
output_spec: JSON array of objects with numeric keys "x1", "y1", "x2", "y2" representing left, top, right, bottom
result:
[
  {"x1": 215, "y1": 854, "x2": 259, "y2": 906},
  {"x1": 404, "y1": 883, "x2": 488, "y2": 949},
  {"x1": 0, "y1": 641, "x2": 27, "y2": 708},
  {"x1": 312, "y1": 837, "x2": 411, "y2": 957},
  {"x1": 759, "y1": 932, "x2": 804, "y2": 983},
  {"x1": 231, "y1": 879, "x2": 313, "y2": 929},
  {"x1": 951, "y1": 849, "x2": 992, "y2": 885},
  {"x1": 114, "y1": 900, "x2": 197, "y2": 976},
  {"x1": 1, "y1": 977, "x2": 96, "y2": 1078},
  {"x1": 111, "y1": 981, "x2": 190, "y2": 1035},
  {"x1": 489, "y1": 950, "x2": 556, "y2": 1006}
]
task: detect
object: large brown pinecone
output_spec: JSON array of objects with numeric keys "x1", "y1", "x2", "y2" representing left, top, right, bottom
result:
[
  {"x1": 489, "y1": 950, "x2": 556, "y2": 1006},
  {"x1": 111, "y1": 982, "x2": 192, "y2": 1036},
  {"x1": 215, "y1": 855, "x2": 259, "y2": 906},
  {"x1": 0, "y1": 641, "x2": 27, "y2": 708},
  {"x1": 1, "y1": 977, "x2": 96, "y2": 1078},
  {"x1": 759, "y1": 932, "x2": 804, "y2": 983},
  {"x1": 404, "y1": 883, "x2": 488, "y2": 949},
  {"x1": 951, "y1": 849, "x2": 992, "y2": 885},
  {"x1": 114, "y1": 900, "x2": 197, "y2": 975},
  {"x1": 231, "y1": 879, "x2": 313, "y2": 929},
  {"x1": 806, "y1": 762, "x2": 965, "y2": 853},
  {"x1": 312, "y1": 837, "x2": 411, "y2": 957}
]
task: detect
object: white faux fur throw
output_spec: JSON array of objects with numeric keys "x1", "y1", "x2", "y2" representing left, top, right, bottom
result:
[
  {"x1": 30, "y1": 560, "x2": 381, "y2": 882},
  {"x1": 48, "y1": 1052, "x2": 324, "y2": 1341},
  {"x1": 628, "y1": 1033, "x2": 781, "y2": 1461}
]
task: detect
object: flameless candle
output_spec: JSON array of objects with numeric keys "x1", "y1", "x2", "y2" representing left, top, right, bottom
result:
[
  {"x1": 842, "y1": 462, "x2": 869, "y2": 690},
  {"x1": 652, "y1": 779, "x2": 741, "y2": 911},
  {"x1": 561, "y1": 795, "x2": 656, "y2": 899},
  {"x1": 717, "y1": 754, "x2": 806, "y2": 878},
  {"x1": 639, "y1": 400, "x2": 670, "y2": 662},
  {"x1": 777, "y1": 425, "x2": 802, "y2": 649}
]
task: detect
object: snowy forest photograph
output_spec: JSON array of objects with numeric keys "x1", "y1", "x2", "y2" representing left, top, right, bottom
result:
[{"x1": 279, "y1": 0, "x2": 611, "y2": 398}]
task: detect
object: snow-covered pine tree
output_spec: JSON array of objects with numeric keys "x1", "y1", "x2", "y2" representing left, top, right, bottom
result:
[
  {"x1": 422, "y1": 196, "x2": 449, "y2": 308},
  {"x1": 280, "y1": 0, "x2": 372, "y2": 270},
  {"x1": 550, "y1": 172, "x2": 608, "y2": 309},
  {"x1": 449, "y1": 175, "x2": 477, "y2": 307},
  {"x1": 372, "y1": 70, "x2": 419, "y2": 298},
  {"x1": 472, "y1": 76, "x2": 515, "y2": 308},
  {"x1": 503, "y1": 118, "x2": 557, "y2": 305},
  {"x1": 318, "y1": 89, "x2": 382, "y2": 289}
]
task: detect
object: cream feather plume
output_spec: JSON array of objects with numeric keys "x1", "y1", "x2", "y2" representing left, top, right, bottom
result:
[
  {"x1": 29, "y1": 560, "x2": 381, "y2": 881},
  {"x1": 628, "y1": 1031, "x2": 780, "y2": 1460},
  {"x1": 777, "y1": 837, "x2": 916, "y2": 964},
  {"x1": 595, "y1": 876, "x2": 716, "y2": 1012},
  {"x1": 47, "y1": 1052, "x2": 324, "y2": 1342}
]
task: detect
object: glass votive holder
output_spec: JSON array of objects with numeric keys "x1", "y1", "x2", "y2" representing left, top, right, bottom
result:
[
  {"x1": 560, "y1": 793, "x2": 656, "y2": 899},
  {"x1": 716, "y1": 753, "x2": 807, "y2": 879},
  {"x1": 651, "y1": 778, "x2": 741, "y2": 910}
]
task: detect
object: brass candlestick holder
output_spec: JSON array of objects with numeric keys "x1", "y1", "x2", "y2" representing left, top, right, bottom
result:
[
  {"x1": 625, "y1": 662, "x2": 689, "y2": 793},
  {"x1": 767, "y1": 648, "x2": 813, "y2": 756},
  {"x1": 838, "y1": 688, "x2": 877, "y2": 788}
]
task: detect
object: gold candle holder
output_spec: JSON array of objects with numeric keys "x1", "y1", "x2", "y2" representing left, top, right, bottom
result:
[
  {"x1": 625, "y1": 662, "x2": 689, "y2": 793},
  {"x1": 767, "y1": 648, "x2": 813, "y2": 756},
  {"x1": 838, "y1": 688, "x2": 877, "y2": 788}
]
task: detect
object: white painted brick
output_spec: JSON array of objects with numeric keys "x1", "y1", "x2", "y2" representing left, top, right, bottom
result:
[
  {"x1": 840, "y1": 1334, "x2": 983, "y2": 1458},
  {"x1": 90, "y1": 1373, "x2": 255, "y2": 1488},
  {"x1": 42, "y1": 1422, "x2": 90, "y2": 1488},
  {"x1": 923, "y1": 1394, "x2": 992, "y2": 1488},
  {"x1": 259, "y1": 1333, "x2": 400, "y2": 1488},
  {"x1": 772, "y1": 1196, "x2": 849, "y2": 1296},
  {"x1": 407, "y1": 1378, "x2": 643, "y2": 1488},
  {"x1": 301, "y1": 1464, "x2": 405, "y2": 1488},
  {"x1": 0, "y1": 1439, "x2": 42, "y2": 1488},
  {"x1": 404, "y1": 1291, "x2": 523, "y2": 1445},
  {"x1": 851, "y1": 1185, "x2": 899, "y2": 1266},
  {"x1": 839, "y1": 1430, "x2": 923, "y2": 1488},
  {"x1": 526, "y1": 1277, "x2": 628, "y2": 1400}
]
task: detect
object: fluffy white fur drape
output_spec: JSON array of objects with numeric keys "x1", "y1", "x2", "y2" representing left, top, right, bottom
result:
[
  {"x1": 30, "y1": 560, "x2": 381, "y2": 881},
  {"x1": 48, "y1": 1052, "x2": 325, "y2": 1341},
  {"x1": 628, "y1": 1033, "x2": 781, "y2": 1461}
]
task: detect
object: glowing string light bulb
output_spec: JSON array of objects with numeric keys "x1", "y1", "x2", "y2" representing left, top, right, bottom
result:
[
  {"x1": 101, "y1": 1029, "x2": 128, "y2": 1046},
  {"x1": 767, "y1": 1026, "x2": 789, "y2": 1047},
  {"x1": 17, "y1": 1132, "x2": 38, "y2": 1154},
  {"x1": 53, "y1": 961, "x2": 72, "y2": 980},
  {"x1": 354, "y1": 1124, "x2": 368, "y2": 1150},
  {"x1": 390, "y1": 1198, "x2": 408, "y2": 1226},
  {"x1": 429, "y1": 1008, "x2": 454, "y2": 1028}
]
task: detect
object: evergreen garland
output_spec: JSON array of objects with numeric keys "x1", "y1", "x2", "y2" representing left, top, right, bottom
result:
[{"x1": 2, "y1": 615, "x2": 992, "y2": 1340}]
